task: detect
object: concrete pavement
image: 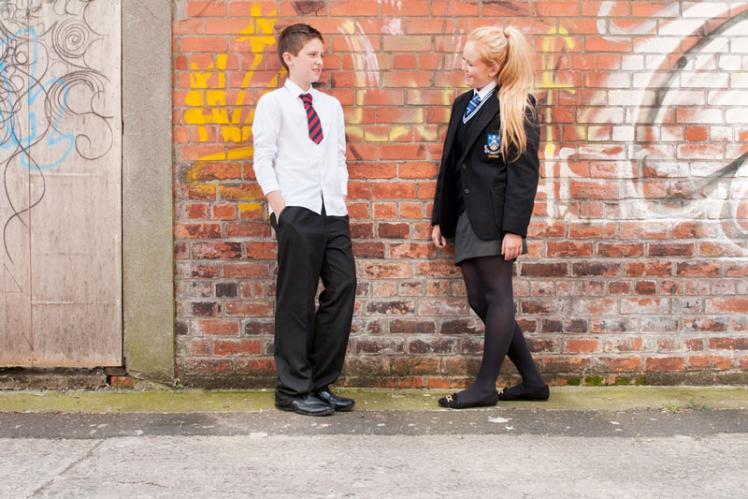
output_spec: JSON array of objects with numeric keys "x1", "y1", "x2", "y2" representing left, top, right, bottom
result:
[{"x1": 1, "y1": 386, "x2": 747, "y2": 498}]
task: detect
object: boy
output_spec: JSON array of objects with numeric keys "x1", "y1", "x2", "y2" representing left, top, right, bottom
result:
[{"x1": 252, "y1": 24, "x2": 356, "y2": 417}]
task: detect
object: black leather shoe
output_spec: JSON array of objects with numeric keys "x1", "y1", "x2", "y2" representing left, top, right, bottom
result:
[
  {"x1": 497, "y1": 384, "x2": 550, "y2": 401},
  {"x1": 315, "y1": 387, "x2": 355, "y2": 412},
  {"x1": 276, "y1": 394, "x2": 335, "y2": 416},
  {"x1": 438, "y1": 390, "x2": 499, "y2": 409}
]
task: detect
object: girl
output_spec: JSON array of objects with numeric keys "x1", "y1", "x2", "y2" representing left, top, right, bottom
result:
[{"x1": 431, "y1": 26, "x2": 549, "y2": 409}]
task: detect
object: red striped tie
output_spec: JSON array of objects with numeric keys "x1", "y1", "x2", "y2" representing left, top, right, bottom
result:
[{"x1": 300, "y1": 93, "x2": 324, "y2": 144}]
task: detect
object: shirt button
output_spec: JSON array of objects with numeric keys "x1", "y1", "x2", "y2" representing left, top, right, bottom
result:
[{"x1": 463, "y1": 188, "x2": 470, "y2": 194}]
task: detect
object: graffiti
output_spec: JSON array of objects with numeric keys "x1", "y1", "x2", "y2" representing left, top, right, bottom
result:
[
  {"x1": 0, "y1": 0, "x2": 114, "y2": 262},
  {"x1": 183, "y1": 3, "x2": 281, "y2": 163},
  {"x1": 578, "y1": 1, "x2": 748, "y2": 251},
  {"x1": 631, "y1": 5, "x2": 748, "y2": 245},
  {"x1": 536, "y1": 23, "x2": 579, "y2": 222},
  {"x1": 179, "y1": 0, "x2": 747, "y2": 251}
]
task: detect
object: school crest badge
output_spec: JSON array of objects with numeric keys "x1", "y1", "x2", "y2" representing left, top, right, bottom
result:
[{"x1": 484, "y1": 131, "x2": 501, "y2": 158}]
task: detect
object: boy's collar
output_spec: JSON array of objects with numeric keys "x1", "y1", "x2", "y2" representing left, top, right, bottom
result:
[{"x1": 284, "y1": 78, "x2": 313, "y2": 95}]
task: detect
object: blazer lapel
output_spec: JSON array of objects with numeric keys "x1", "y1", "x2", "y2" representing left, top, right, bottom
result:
[
  {"x1": 441, "y1": 92, "x2": 472, "y2": 166},
  {"x1": 458, "y1": 90, "x2": 500, "y2": 164}
]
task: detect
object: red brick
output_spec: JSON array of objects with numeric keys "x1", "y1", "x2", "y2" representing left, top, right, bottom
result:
[
  {"x1": 244, "y1": 242, "x2": 277, "y2": 260},
  {"x1": 565, "y1": 338, "x2": 600, "y2": 354},
  {"x1": 645, "y1": 357, "x2": 685, "y2": 371},
  {"x1": 705, "y1": 298, "x2": 748, "y2": 314},
  {"x1": 520, "y1": 263, "x2": 568, "y2": 277},
  {"x1": 390, "y1": 243, "x2": 434, "y2": 259},
  {"x1": 109, "y1": 376, "x2": 135, "y2": 389},
  {"x1": 608, "y1": 282, "x2": 631, "y2": 294},
  {"x1": 570, "y1": 180, "x2": 619, "y2": 200},
  {"x1": 573, "y1": 262, "x2": 620, "y2": 277},
  {"x1": 399, "y1": 203, "x2": 423, "y2": 218},
  {"x1": 330, "y1": 0, "x2": 377, "y2": 16},
  {"x1": 349, "y1": 164, "x2": 397, "y2": 180},
  {"x1": 186, "y1": 1, "x2": 226, "y2": 17},
  {"x1": 186, "y1": 203, "x2": 209, "y2": 219},
  {"x1": 699, "y1": 242, "x2": 746, "y2": 257},
  {"x1": 192, "y1": 242, "x2": 242, "y2": 259},
  {"x1": 598, "y1": 243, "x2": 644, "y2": 257},
  {"x1": 225, "y1": 223, "x2": 269, "y2": 238},
  {"x1": 363, "y1": 263, "x2": 413, "y2": 279},
  {"x1": 634, "y1": 281, "x2": 657, "y2": 295},
  {"x1": 708, "y1": 338, "x2": 748, "y2": 350},
  {"x1": 405, "y1": 19, "x2": 451, "y2": 34},
  {"x1": 688, "y1": 355, "x2": 732, "y2": 370},
  {"x1": 198, "y1": 319, "x2": 240, "y2": 336},
  {"x1": 416, "y1": 262, "x2": 461, "y2": 278},
  {"x1": 625, "y1": 263, "x2": 673, "y2": 277},
  {"x1": 547, "y1": 242, "x2": 594, "y2": 257},
  {"x1": 535, "y1": 2, "x2": 580, "y2": 16},
  {"x1": 676, "y1": 262, "x2": 721, "y2": 277},
  {"x1": 203, "y1": 18, "x2": 252, "y2": 34},
  {"x1": 542, "y1": 356, "x2": 592, "y2": 373},
  {"x1": 597, "y1": 357, "x2": 642, "y2": 372},
  {"x1": 432, "y1": 0, "x2": 479, "y2": 16},
  {"x1": 212, "y1": 204, "x2": 237, "y2": 220},
  {"x1": 383, "y1": 0, "x2": 429, "y2": 16},
  {"x1": 569, "y1": 223, "x2": 617, "y2": 239},
  {"x1": 372, "y1": 182, "x2": 417, "y2": 199},
  {"x1": 214, "y1": 339, "x2": 262, "y2": 356},
  {"x1": 353, "y1": 242, "x2": 386, "y2": 259},
  {"x1": 179, "y1": 36, "x2": 228, "y2": 52},
  {"x1": 175, "y1": 223, "x2": 221, "y2": 240},
  {"x1": 620, "y1": 222, "x2": 670, "y2": 240},
  {"x1": 648, "y1": 243, "x2": 694, "y2": 257},
  {"x1": 378, "y1": 222, "x2": 410, "y2": 239},
  {"x1": 223, "y1": 263, "x2": 270, "y2": 278},
  {"x1": 685, "y1": 126, "x2": 709, "y2": 141},
  {"x1": 224, "y1": 301, "x2": 272, "y2": 317}
]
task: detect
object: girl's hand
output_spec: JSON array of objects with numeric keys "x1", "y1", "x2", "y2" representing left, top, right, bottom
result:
[
  {"x1": 502, "y1": 233, "x2": 523, "y2": 261},
  {"x1": 432, "y1": 225, "x2": 447, "y2": 248}
]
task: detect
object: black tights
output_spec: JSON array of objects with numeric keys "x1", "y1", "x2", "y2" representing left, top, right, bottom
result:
[{"x1": 455, "y1": 255, "x2": 544, "y2": 403}]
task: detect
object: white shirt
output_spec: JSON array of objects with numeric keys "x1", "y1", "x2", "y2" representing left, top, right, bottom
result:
[{"x1": 252, "y1": 79, "x2": 348, "y2": 216}]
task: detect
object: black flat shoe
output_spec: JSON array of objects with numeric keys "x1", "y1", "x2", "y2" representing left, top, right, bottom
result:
[
  {"x1": 438, "y1": 391, "x2": 499, "y2": 409},
  {"x1": 315, "y1": 387, "x2": 355, "y2": 412},
  {"x1": 497, "y1": 384, "x2": 550, "y2": 401},
  {"x1": 276, "y1": 394, "x2": 335, "y2": 416}
]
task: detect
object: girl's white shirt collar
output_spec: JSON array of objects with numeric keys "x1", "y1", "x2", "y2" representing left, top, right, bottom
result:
[{"x1": 473, "y1": 80, "x2": 498, "y2": 100}]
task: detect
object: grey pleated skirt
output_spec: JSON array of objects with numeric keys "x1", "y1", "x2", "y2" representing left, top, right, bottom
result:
[{"x1": 453, "y1": 211, "x2": 527, "y2": 265}]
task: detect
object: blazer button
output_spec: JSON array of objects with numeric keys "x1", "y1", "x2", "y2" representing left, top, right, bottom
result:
[
  {"x1": 461, "y1": 164, "x2": 466, "y2": 170},
  {"x1": 463, "y1": 188, "x2": 470, "y2": 194}
]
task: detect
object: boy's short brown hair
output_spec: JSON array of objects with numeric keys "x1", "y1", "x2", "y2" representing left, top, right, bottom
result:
[{"x1": 278, "y1": 24, "x2": 324, "y2": 71}]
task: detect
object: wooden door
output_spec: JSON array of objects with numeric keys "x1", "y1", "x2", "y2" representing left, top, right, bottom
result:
[{"x1": 0, "y1": 0, "x2": 122, "y2": 367}]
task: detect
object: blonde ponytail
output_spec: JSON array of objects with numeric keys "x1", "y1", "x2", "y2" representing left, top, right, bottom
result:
[{"x1": 468, "y1": 25, "x2": 535, "y2": 161}]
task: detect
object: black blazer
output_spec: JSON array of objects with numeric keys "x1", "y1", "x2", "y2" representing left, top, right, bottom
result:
[{"x1": 431, "y1": 89, "x2": 540, "y2": 240}]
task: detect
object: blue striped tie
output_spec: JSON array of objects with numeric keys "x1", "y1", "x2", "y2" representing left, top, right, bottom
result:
[{"x1": 463, "y1": 93, "x2": 481, "y2": 121}]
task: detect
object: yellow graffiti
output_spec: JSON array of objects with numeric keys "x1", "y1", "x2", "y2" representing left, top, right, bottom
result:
[
  {"x1": 184, "y1": 3, "x2": 282, "y2": 162},
  {"x1": 239, "y1": 202, "x2": 263, "y2": 215},
  {"x1": 539, "y1": 25, "x2": 577, "y2": 159},
  {"x1": 183, "y1": 6, "x2": 452, "y2": 171}
]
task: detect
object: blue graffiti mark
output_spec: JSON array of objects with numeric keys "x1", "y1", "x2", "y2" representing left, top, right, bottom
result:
[
  {"x1": 0, "y1": 26, "x2": 76, "y2": 171},
  {"x1": 1, "y1": 1, "x2": 114, "y2": 262}
]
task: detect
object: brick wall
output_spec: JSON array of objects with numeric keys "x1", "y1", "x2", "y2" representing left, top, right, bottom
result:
[{"x1": 173, "y1": 0, "x2": 748, "y2": 387}]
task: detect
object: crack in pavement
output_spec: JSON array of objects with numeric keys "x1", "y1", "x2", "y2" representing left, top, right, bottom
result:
[{"x1": 27, "y1": 440, "x2": 104, "y2": 498}]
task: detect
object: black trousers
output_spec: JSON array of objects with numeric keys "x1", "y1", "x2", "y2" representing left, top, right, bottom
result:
[{"x1": 271, "y1": 205, "x2": 356, "y2": 402}]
